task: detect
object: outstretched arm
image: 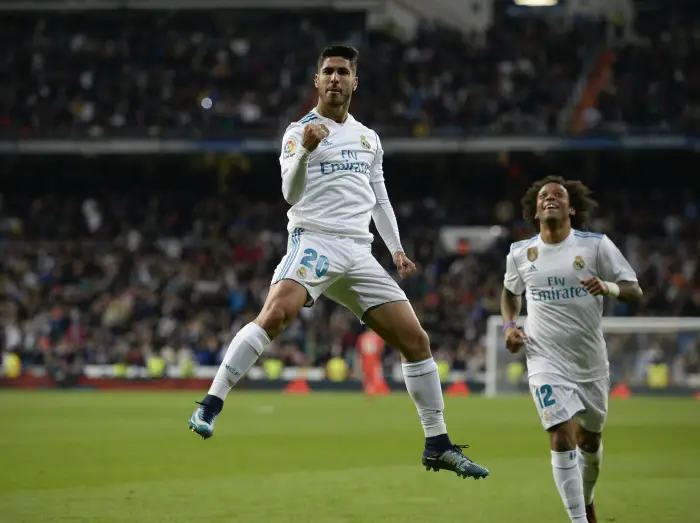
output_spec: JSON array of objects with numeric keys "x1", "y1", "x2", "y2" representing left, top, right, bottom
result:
[
  {"x1": 371, "y1": 180, "x2": 403, "y2": 257},
  {"x1": 368, "y1": 131, "x2": 414, "y2": 278},
  {"x1": 368, "y1": 132, "x2": 403, "y2": 256}
]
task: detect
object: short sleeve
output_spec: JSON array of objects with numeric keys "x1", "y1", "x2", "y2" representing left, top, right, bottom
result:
[
  {"x1": 596, "y1": 235, "x2": 638, "y2": 282},
  {"x1": 370, "y1": 132, "x2": 385, "y2": 183},
  {"x1": 504, "y1": 251, "x2": 526, "y2": 295}
]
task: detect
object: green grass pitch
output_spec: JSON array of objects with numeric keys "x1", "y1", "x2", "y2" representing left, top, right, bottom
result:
[{"x1": 0, "y1": 391, "x2": 698, "y2": 522}]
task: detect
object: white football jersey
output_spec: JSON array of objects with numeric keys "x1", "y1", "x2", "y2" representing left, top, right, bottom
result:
[
  {"x1": 279, "y1": 109, "x2": 384, "y2": 242},
  {"x1": 504, "y1": 229, "x2": 638, "y2": 381}
]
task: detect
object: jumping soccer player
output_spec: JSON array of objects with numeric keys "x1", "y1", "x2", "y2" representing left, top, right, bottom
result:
[
  {"x1": 189, "y1": 44, "x2": 489, "y2": 480},
  {"x1": 500, "y1": 175, "x2": 642, "y2": 522}
]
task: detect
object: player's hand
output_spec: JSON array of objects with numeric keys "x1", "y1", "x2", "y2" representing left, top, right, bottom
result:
[
  {"x1": 504, "y1": 325, "x2": 527, "y2": 354},
  {"x1": 580, "y1": 276, "x2": 609, "y2": 296},
  {"x1": 393, "y1": 251, "x2": 416, "y2": 279},
  {"x1": 302, "y1": 123, "x2": 330, "y2": 152}
]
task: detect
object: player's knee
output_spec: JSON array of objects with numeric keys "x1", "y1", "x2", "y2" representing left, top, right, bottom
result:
[
  {"x1": 255, "y1": 300, "x2": 298, "y2": 339},
  {"x1": 255, "y1": 281, "x2": 307, "y2": 338},
  {"x1": 576, "y1": 429, "x2": 602, "y2": 453},
  {"x1": 548, "y1": 423, "x2": 577, "y2": 451},
  {"x1": 401, "y1": 328, "x2": 431, "y2": 361}
]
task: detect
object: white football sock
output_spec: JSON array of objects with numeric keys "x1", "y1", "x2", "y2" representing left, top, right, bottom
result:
[
  {"x1": 578, "y1": 443, "x2": 603, "y2": 505},
  {"x1": 208, "y1": 322, "x2": 271, "y2": 401},
  {"x1": 402, "y1": 358, "x2": 448, "y2": 438},
  {"x1": 551, "y1": 450, "x2": 587, "y2": 522}
]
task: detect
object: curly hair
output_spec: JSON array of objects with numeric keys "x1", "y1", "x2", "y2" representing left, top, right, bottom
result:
[{"x1": 521, "y1": 175, "x2": 598, "y2": 231}]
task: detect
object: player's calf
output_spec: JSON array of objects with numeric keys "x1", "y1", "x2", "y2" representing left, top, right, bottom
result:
[
  {"x1": 189, "y1": 280, "x2": 308, "y2": 439},
  {"x1": 363, "y1": 301, "x2": 489, "y2": 479},
  {"x1": 549, "y1": 422, "x2": 587, "y2": 522},
  {"x1": 577, "y1": 426, "x2": 603, "y2": 518}
]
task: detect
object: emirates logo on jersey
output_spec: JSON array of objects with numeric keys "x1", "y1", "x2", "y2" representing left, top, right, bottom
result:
[
  {"x1": 527, "y1": 247, "x2": 538, "y2": 262},
  {"x1": 573, "y1": 256, "x2": 585, "y2": 270}
]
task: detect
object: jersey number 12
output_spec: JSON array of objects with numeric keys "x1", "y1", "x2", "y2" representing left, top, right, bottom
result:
[{"x1": 536, "y1": 384, "x2": 556, "y2": 408}]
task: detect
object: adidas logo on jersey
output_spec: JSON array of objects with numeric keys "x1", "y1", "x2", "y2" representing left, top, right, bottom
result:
[
  {"x1": 321, "y1": 138, "x2": 331, "y2": 146},
  {"x1": 528, "y1": 265, "x2": 538, "y2": 273}
]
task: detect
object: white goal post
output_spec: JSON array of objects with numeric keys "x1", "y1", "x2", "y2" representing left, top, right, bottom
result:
[{"x1": 485, "y1": 315, "x2": 700, "y2": 397}]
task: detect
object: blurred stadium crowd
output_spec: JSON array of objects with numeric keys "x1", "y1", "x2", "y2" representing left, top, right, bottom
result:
[
  {"x1": 1, "y1": 4, "x2": 698, "y2": 139},
  {"x1": 1, "y1": 151, "x2": 699, "y2": 387}
]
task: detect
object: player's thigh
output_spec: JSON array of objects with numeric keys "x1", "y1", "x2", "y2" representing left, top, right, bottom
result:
[
  {"x1": 260, "y1": 278, "x2": 309, "y2": 318},
  {"x1": 271, "y1": 229, "x2": 350, "y2": 306},
  {"x1": 323, "y1": 251, "x2": 427, "y2": 355},
  {"x1": 323, "y1": 247, "x2": 408, "y2": 321},
  {"x1": 574, "y1": 377, "x2": 610, "y2": 434},
  {"x1": 361, "y1": 301, "x2": 429, "y2": 360},
  {"x1": 528, "y1": 374, "x2": 585, "y2": 431}
]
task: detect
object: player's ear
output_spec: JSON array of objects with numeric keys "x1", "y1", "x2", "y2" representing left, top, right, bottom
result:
[
  {"x1": 352, "y1": 75, "x2": 358, "y2": 91},
  {"x1": 570, "y1": 207, "x2": 576, "y2": 216},
  {"x1": 314, "y1": 73, "x2": 319, "y2": 89}
]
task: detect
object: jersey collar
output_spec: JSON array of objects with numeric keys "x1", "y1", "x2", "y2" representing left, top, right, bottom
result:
[
  {"x1": 311, "y1": 108, "x2": 355, "y2": 127},
  {"x1": 538, "y1": 228, "x2": 575, "y2": 249}
]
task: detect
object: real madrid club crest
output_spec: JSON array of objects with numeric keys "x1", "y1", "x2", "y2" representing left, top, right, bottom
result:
[
  {"x1": 573, "y1": 256, "x2": 585, "y2": 270},
  {"x1": 360, "y1": 135, "x2": 371, "y2": 150},
  {"x1": 296, "y1": 266, "x2": 307, "y2": 280},
  {"x1": 527, "y1": 246, "x2": 538, "y2": 262}
]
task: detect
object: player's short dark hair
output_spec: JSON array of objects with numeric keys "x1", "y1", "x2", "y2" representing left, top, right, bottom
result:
[
  {"x1": 521, "y1": 175, "x2": 598, "y2": 231},
  {"x1": 317, "y1": 44, "x2": 359, "y2": 72}
]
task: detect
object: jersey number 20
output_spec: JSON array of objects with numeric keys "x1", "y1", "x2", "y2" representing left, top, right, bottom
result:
[{"x1": 300, "y1": 248, "x2": 330, "y2": 278}]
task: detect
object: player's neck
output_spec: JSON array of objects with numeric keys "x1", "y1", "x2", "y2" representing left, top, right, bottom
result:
[
  {"x1": 539, "y1": 222, "x2": 572, "y2": 245},
  {"x1": 316, "y1": 102, "x2": 349, "y2": 123}
]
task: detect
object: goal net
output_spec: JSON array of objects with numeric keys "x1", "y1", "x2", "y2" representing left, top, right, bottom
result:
[{"x1": 484, "y1": 315, "x2": 700, "y2": 397}]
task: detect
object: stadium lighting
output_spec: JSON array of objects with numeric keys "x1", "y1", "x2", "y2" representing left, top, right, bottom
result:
[{"x1": 514, "y1": 0, "x2": 559, "y2": 5}]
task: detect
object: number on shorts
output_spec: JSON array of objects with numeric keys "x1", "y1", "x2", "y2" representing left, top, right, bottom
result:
[
  {"x1": 300, "y1": 248, "x2": 330, "y2": 278},
  {"x1": 314, "y1": 255, "x2": 330, "y2": 277},
  {"x1": 536, "y1": 384, "x2": 556, "y2": 408}
]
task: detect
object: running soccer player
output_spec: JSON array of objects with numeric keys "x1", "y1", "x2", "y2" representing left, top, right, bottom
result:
[
  {"x1": 188, "y1": 44, "x2": 489, "y2": 480},
  {"x1": 501, "y1": 175, "x2": 642, "y2": 522}
]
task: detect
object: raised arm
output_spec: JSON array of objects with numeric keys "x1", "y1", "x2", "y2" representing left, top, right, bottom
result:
[{"x1": 279, "y1": 123, "x2": 328, "y2": 205}]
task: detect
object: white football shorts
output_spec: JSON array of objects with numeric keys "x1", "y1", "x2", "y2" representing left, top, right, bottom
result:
[
  {"x1": 271, "y1": 228, "x2": 408, "y2": 319},
  {"x1": 528, "y1": 373, "x2": 610, "y2": 433}
]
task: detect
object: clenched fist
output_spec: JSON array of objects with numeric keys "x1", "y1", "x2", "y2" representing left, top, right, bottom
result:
[
  {"x1": 302, "y1": 123, "x2": 330, "y2": 152},
  {"x1": 504, "y1": 324, "x2": 527, "y2": 354},
  {"x1": 393, "y1": 251, "x2": 416, "y2": 279}
]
